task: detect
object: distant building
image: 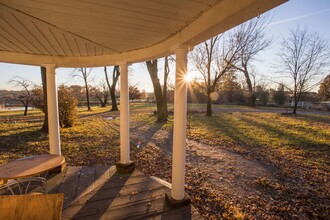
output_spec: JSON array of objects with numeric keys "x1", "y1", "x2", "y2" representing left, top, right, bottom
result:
[
  {"x1": 290, "y1": 101, "x2": 313, "y2": 108},
  {"x1": 146, "y1": 92, "x2": 155, "y2": 103}
]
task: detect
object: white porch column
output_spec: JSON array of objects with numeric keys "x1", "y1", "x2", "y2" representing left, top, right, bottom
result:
[
  {"x1": 44, "y1": 64, "x2": 61, "y2": 155},
  {"x1": 171, "y1": 45, "x2": 190, "y2": 200},
  {"x1": 120, "y1": 62, "x2": 130, "y2": 163}
]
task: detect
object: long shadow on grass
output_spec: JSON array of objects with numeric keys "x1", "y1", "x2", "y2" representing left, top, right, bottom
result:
[
  {"x1": 286, "y1": 113, "x2": 330, "y2": 125},
  {"x1": 194, "y1": 113, "x2": 260, "y2": 148},
  {"x1": 130, "y1": 114, "x2": 174, "y2": 155},
  {"x1": 79, "y1": 110, "x2": 120, "y2": 119},
  {"x1": 238, "y1": 114, "x2": 329, "y2": 154},
  {"x1": 0, "y1": 124, "x2": 42, "y2": 134},
  {"x1": 189, "y1": 113, "x2": 299, "y2": 178},
  {"x1": 130, "y1": 114, "x2": 155, "y2": 132},
  {"x1": 0, "y1": 129, "x2": 47, "y2": 151}
]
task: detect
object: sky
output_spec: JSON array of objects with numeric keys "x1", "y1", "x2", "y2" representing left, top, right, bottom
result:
[{"x1": 0, "y1": 0, "x2": 330, "y2": 92}]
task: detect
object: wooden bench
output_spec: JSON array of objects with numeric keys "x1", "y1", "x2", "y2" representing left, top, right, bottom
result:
[{"x1": 0, "y1": 193, "x2": 64, "y2": 220}]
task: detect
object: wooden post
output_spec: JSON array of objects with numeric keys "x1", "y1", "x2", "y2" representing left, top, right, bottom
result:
[
  {"x1": 116, "y1": 62, "x2": 135, "y2": 173},
  {"x1": 170, "y1": 45, "x2": 190, "y2": 201},
  {"x1": 44, "y1": 64, "x2": 61, "y2": 155}
]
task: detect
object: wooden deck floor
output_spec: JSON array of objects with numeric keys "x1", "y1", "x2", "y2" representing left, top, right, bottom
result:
[{"x1": 46, "y1": 166, "x2": 202, "y2": 220}]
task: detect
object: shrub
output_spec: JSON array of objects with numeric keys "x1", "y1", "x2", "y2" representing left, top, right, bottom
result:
[{"x1": 58, "y1": 85, "x2": 78, "y2": 128}]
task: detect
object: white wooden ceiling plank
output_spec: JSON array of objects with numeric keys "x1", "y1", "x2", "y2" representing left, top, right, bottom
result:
[
  {"x1": 32, "y1": 0, "x2": 194, "y2": 20},
  {"x1": 0, "y1": 15, "x2": 39, "y2": 54},
  {"x1": 0, "y1": 0, "x2": 287, "y2": 67},
  {"x1": 71, "y1": 29, "x2": 156, "y2": 39},
  {"x1": 75, "y1": 39, "x2": 88, "y2": 56},
  {"x1": 63, "y1": 34, "x2": 81, "y2": 56},
  {"x1": 0, "y1": 22, "x2": 32, "y2": 54},
  {"x1": 85, "y1": 43, "x2": 96, "y2": 56},
  {"x1": 30, "y1": 21, "x2": 61, "y2": 56},
  {"x1": 7, "y1": 14, "x2": 51, "y2": 55},
  {"x1": 36, "y1": 25, "x2": 67, "y2": 56},
  {"x1": 85, "y1": 0, "x2": 210, "y2": 16},
  {"x1": 57, "y1": 22, "x2": 168, "y2": 35},
  {"x1": 0, "y1": 39, "x2": 16, "y2": 52},
  {"x1": 95, "y1": 45, "x2": 105, "y2": 56},
  {"x1": 50, "y1": 30, "x2": 74, "y2": 56},
  {"x1": 18, "y1": 19, "x2": 58, "y2": 56},
  {"x1": 1, "y1": 0, "x2": 209, "y2": 54},
  {"x1": 25, "y1": 6, "x2": 181, "y2": 28},
  {"x1": 3, "y1": 0, "x2": 188, "y2": 24},
  {"x1": 13, "y1": 8, "x2": 173, "y2": 34},
  {"x1": 0, "y1": 34, "x2": 26, "y2": 53}
]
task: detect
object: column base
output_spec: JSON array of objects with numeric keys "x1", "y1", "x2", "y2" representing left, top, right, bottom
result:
[
  {"x1": 165, "y1": 192, "x2": 191, "y2": 208},
  {"x1": 116, "y1": 161, "x2": 135, "y2": 173}
]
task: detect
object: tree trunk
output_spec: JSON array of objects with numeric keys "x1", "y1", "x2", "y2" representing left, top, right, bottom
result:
[
  {"x1": 292, "y1": 90, "x2": 298, "y2": 114},
  {"x1": 85, "y1": 82, "x2": 91, "y2": 111},
  {"x1": 105, "y1": 66, "x2": 119, "y2": 111},
  {"x1": 206, "y1": 89, "x2": 212, "y2": 116},
  {"x1": 146, "y1": 60, "x2": 167, "y2": 122},
  {"x1": 24, "y1": 101, "x2": 28, "y2": 116},
  {"x1": 41, "y1": 67, "x2": 48, "y2": 133},
  {"x1": 111, "y1": 66, "x2": 120, "y2": 111},
  {"x1": 110, "y1": 87, "x2": 118, "y2": 111},
  {"x1": 293, "y1": 102, "x2": 298, "y2": 114},
  {"x1": 163, "y1": 57, "x2": 169, "y2": 116},
  {"x1": 243, "y1": 70, "x2": 256, "y2": 107}
]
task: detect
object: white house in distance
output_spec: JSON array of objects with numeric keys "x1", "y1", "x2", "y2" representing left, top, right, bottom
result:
[{"x1": 0, "y1": 0, "x2": 287, "y2": 204}]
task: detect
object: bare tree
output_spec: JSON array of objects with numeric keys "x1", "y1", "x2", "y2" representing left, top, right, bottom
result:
[
  {"x1": 146, "y1": 59, "x2": 169, "y2": 122},
  {"x1": 162, "y1": 57, "x2": 170, "y2": 115},
  {"x1": 40, "y1": 67, "x2": 48, "y2": 132},
  {"x1": 229, "y1": 16, "x2": 272, "y2": 106},
  {"x1": 8, "y1": 77, "x2": 33, "y2": 116},
  {"x1": 191, "y1": 35, "x2": 239, "y2": 116},
  {"x1": 74, "y1": 68, "x2": 93, "y2": 111},
  {"x1": 91, "y1": 81, "x2": 109, "y2": 107},
  {"x1": 277, "y1": 26, "x2": 329, "y2": 114},
  {"x1": 104, "y1": 66, "x2": 120, "y2": 111}
]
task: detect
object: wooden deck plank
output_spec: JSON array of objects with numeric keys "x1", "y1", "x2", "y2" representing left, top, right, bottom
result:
[
  {"x1": 58, "y1": 166, "x2": 82, "y2": 208},
  {"x1": 65, "y1": 180, "x2": 166, "y2": 208},
  {"x1": 74, "y1": 166, "x2": 96, "y2": 200},
  {"x1": 47, "y1": 167, "x2": 68, "y2": 193},
  {"x1": 63, "y1": 184, "x2": 168, "y2": 215},
  {"x1": 94, "y1": 165, "x2": 116, "y2": 188},
  {"x1": 51, "y1": 166, "x2": 202, "y2": 220}
]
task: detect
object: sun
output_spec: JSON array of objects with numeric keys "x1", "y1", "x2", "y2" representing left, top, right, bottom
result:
[{"x1": 184, "y1": 73, "x2": 193, "y2": 83}]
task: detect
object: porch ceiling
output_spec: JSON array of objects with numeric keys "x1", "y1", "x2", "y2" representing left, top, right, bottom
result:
[{"x1": 0, "y1": 0, "x2": 287, "y2": 67}]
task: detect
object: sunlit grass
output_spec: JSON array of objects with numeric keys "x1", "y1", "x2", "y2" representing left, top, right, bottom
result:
[
  {"x1": 0, "y1": 109, "x2": 43, "y2": 117},
  {"x1": 1, "y1": 104, "x2": 329, "y2": 169},
  {"x1": 188, "y1": 112, "x2": 330, "y2": 168}
]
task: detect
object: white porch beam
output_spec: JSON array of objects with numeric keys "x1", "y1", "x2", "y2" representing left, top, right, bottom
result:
[
  {"x1": 119, "y1": 62, "x2": 130, "y2": 163},
  {"x1": 44, "y1": 64, "x2": 61, "y2": 155},
  {"x1": 171, "y1": 45, "x2": 190, "y2": 200}
]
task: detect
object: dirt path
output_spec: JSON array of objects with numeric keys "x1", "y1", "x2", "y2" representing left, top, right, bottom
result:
[
  {"x1": 133, "y1": 114, "x2": 329, "y2": 219},
  {"x1": 186, "y1": 139, "x2": 278, "y2": 196},
  {"x1": 131, "y1": 118, "x2": 289, "y2": 218}
]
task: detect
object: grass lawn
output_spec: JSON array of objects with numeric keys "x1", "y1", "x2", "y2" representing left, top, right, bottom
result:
[
  {"x1": 188, "y1": 112, "x2": 329, "y2": 168},
  {"x1": 0, "y1": 104, "x2": 329, "y2": 219}
]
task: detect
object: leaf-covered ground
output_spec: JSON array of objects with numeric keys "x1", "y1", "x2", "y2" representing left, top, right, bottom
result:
[{"x1": 0, "y1": 105, "x2": 329, "y2": 219}]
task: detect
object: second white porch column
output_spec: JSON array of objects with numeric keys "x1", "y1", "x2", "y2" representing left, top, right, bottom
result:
[
  {"x1": 44, "y1": 64, "x2": 61, "y2": 155},
  {"x1": 171, "y1": 45, "x2": 189, "y2": 200},
  {"x1": 120, "y1": 63, "x2": 130, "y2": 163}
]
